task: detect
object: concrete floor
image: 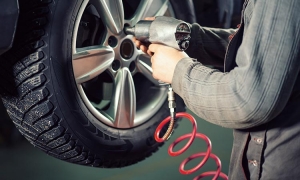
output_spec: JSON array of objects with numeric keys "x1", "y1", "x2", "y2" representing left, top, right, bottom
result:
[{"x1": 0, "y1": 109, "x2": 233, "y2": 180}]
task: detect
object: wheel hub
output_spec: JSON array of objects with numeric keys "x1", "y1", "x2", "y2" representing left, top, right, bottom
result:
[{"x1": 120, "y1": 39, "x2": 134, "y2": 59}]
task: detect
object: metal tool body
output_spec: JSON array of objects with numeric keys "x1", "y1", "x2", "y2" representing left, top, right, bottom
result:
[{"x1": 124, "y1": 16, "x2": 191, "y2": 51}]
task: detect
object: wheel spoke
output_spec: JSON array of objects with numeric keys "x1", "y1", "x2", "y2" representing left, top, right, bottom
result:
[
  {"x1": 108, "y1": 68, "x2": 136, "y2": 128},
  {"x1": 130, "y1": 0, "x2": 169, "y2": 25},
  {"x1": 73, "y1": 45, "x2": 114, "y2": 84},
  {"x1": 90, "y1": 0, "x2": 124, "y2": 35},
  {"x1": 136, "y1": 59, "x2": 163, "y2": 86}
]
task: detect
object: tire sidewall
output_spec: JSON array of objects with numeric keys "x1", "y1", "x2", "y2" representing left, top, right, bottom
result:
[{"x1": 47, "y1": 0, "x2": 184, "y2": 159}]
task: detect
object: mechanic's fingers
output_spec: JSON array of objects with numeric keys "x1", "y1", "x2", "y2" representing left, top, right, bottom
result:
[
  {"x1": 147, "y1": 49, "x2": 154, "y2": 57},
  {"x1": 148, "y1": 44, "x2": 160, "y2": 53},
  {"x1": 140, "y1": 45, "x2": 148, "y2": 54},
  {"x1": 135, "y1": 41, "x2": 141, "y2": 47},
  {"x1": 133, "y1": 36, "x2": 149, "y2": 54},
  {"x1": 132, "y1": 37, "x2": 137, "y2": 43},
  {"x1": 145, "y1": 17, "x2": 155, "y2": 21},
  {"x1": 132, "y1": 37, "x2": 140, "y2": 46},
  {"x1": 134, "y1": 40, "x2": 141, "y2": 49},
  {"x1": 150, "y1": 56, "x2": 154, "y2": 64}
]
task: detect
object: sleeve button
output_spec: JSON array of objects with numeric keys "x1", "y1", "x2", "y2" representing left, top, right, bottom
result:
[
  {"x1": 253, "y1": 137, "x2": 263, "y2": 144},
  {"x1": 256, "y1": 138, "x2": 263, "y2": 144},
  {"x1": 249, "y1": 160, "x2": 258, "y2": 167}
]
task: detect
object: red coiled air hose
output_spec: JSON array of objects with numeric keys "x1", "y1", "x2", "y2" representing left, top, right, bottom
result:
[{"x1": 154, "y1": 112, "x2": 228, "y2": 180}]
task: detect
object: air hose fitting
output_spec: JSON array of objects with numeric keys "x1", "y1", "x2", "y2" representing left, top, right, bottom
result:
[{"x1": 161, "y1": 85, "x2": 176, "y2": 140}]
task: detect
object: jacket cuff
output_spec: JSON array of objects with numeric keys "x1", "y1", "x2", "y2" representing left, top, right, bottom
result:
[{"x1": 172, "y1": 57, "x2": 199, "y2": 98}]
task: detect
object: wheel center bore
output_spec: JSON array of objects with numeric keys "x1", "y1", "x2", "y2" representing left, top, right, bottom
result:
[{"x1": 120, "y1": 39, "x2": 134, "y2": 59}]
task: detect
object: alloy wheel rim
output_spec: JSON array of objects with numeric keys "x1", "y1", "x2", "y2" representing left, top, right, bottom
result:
[{"x1": 72, "y1": 0, "x2": 172, "y2": 129}]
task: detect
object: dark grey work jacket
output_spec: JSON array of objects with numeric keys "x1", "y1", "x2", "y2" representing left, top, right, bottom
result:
[{"x1": 172, "y1": 0, "x2": 300, "y2": 179}]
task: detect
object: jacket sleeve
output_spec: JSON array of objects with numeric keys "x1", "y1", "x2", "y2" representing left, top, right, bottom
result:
[
  {"x1": 172, "y1": 0, "x2": 300, "y2": 129},
  {"x1": 185, "y1": 23, "x2": 236, "y2": 69}
]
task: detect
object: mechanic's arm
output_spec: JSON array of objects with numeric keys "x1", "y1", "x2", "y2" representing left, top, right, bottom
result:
[
  {"x1": 186, "y1": 24, "x2": 236, "y2": 69},
  {"x1": 154, "y1": 0, "x2": 300, "y2": 129}
]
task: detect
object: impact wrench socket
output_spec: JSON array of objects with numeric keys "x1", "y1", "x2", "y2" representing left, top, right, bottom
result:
[{"x1": 124, "y1": 16, "x2": 191, "y2": 51}]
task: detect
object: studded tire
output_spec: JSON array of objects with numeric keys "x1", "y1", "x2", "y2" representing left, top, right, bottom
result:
[{"x1": 0, "y1": 0, "x2": 194, "y2": 167}]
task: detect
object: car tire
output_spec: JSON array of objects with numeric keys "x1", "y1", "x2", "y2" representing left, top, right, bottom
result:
[{"x1": 0, "y1": 0, "x2": 194, "y2": 167}]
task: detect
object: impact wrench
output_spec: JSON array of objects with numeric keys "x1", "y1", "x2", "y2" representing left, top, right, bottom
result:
[{"x1": 125, "y1": 16, "x2": 228, "y2": 180}]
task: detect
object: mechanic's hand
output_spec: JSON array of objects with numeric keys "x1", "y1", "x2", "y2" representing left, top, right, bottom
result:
[
  {"x1": 148, "y1": 44, "x2": 189, "y2": 84},
  {"x1": 133, "y1": 17, "x2": 155, "y2": 56}
]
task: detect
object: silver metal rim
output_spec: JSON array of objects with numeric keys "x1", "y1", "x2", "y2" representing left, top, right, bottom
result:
[{"x1": 72, "y1": 0, "x2": 173, "y2": 129}]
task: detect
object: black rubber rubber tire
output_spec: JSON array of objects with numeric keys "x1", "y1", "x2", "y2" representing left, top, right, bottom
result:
[{"x1": 0, "y1": 0, "x2": 193, "y2": 167}]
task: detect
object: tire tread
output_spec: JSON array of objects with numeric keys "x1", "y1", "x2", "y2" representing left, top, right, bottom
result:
[{"x1": 0, "y1": 0, "x2": 187, "y2": 168}]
